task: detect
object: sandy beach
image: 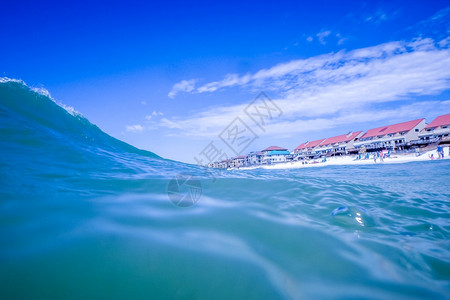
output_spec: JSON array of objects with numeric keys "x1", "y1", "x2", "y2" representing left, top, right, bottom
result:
[{"x1": 238, "y1": 146, "x2": 450, "y2": 170}]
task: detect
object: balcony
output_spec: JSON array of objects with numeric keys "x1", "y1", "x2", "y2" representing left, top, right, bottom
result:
[{"x1": 419, "y1": 127, "x2": 450, "y2": 137}]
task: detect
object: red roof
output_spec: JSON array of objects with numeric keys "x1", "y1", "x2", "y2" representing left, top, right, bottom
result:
[
  {"x1": 295, "y1": 138, "x2": 326, "y2": 150},
  {"x1": 321, "y1": 131, "x2": 363, "y2": 146},
  {"x1": 262, "y1": 145, "x2": 287, "y2": 152},
  {"x1": 425, "y1": 114, "x2": 450, "y2": 129},
  {"x1": 361, "y1": 119, "x2": 424, "y2": 139}
]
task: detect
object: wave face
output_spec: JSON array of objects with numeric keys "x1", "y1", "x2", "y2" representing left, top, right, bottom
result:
[{"x1": 1, "y1": 80, "x2": 449, "y2": 299}]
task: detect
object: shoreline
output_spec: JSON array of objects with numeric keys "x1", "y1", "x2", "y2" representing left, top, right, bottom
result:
[{"x1": 234, "y1": 146, "x2": 450, "y2": 170}]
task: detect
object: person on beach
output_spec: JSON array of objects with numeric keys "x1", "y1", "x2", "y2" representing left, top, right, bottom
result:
[{"x1": 437, "y1": 145, "x2": 444, "y2": 159}]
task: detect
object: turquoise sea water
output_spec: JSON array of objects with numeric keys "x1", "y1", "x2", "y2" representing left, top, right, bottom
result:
[{"x1": 1, "y1": 80, "x2": 449, "y2": 299}]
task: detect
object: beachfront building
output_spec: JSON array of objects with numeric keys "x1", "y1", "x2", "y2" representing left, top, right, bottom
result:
[
  {"x1": 263, "y1": 150, "x2": 290, "y2": 164},
  {"x1": 354, "y1": 118, "x2": 426, "y2": 151},
  {"x1": 231, "y1": 155, "x2": 247, "y2": 168},
  {"x1": 294, "y1": 139, "x2": 326, "y2": 159},
  {"x1": 418, "y1": 113, "x2": 450, "y2": 144},
  {"x1": 246, "y1": 151, "x2": 264, "y2": 166},
  {"x1": 314, "y1": 131, "x2": 363, "y2": 156},
  {"x1": 262, "y1": 146, "x2": 288, "y2": 153},
  {"x1": 207, "y1": 115, "x2": 449, "y2": 169},
  {"x1": 259, "y1": 146, "x2": 289, "y2": 164},
  {"x1": 217, "y1": 160, "x2": 230, "y2": 169}
]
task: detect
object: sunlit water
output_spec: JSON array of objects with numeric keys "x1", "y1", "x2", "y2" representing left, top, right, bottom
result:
[{"x1": 1, "y1": 80, "x2": 449, "y2": 299}]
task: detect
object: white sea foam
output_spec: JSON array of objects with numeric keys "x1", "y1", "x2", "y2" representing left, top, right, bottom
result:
[
  {"x1": 0, "y1": 76, "x2": 82, "y2": 117},
  {"x1": 0, "y1": 77, "x2": 24, "y2": 84}
]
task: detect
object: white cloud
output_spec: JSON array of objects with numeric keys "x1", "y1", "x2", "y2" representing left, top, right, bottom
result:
[
  {"x1": 125, "y1": 124, "x2": 144, "y2": 133},
  {"x1": 406, "y1": 6, "x2": 450, "y2": 39},
  {"x1": 160, "y1": 38, "x2": 450, "y2": 138},
  {"x1": 141, "y1": 100, "x2": 147, "y2": 105},
  {"x1": 430, "y1": 6, "x2": 450, "y2": 21},
  {"x1": 336, "y1": 33, "x2": 346, "y2": 45},
  {"x1": 306, "y1": 31, "x2": 345, "y2": 46},
  {"x1": 196, "y1": 73, "x2": 251, "y2": 93},
  {"x1": 262, "y1": 100, "x2": 450, "y2": 138},
  {"x1": 168, "y1": 79, "x2": 197, "y2": 98},
  {"x1": 159, "y1": 118, "x2": 184, "y2": 130},
  {"x1": 179, "y1": 38, "x2": 447, "y2": 96},
  {"x1": 439, "y1": 36, "x2": 450, "y2": 48},
  {"x1": 146, "y1": 111, "x2": 164, "y2": 120},
  {"x1": 316, "y1": 30, "x2": 331, "y2": 45},
  {"x1": 365, "y1": 9, "x2": 389, "y2": 24}
]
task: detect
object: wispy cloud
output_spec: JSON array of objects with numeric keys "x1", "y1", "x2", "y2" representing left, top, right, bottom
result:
[
  {"x1": 407, "y1": 6, "x2": 450, "y2": 40},
  {"x1": 145, "y1": 110, "x2": 164, "y2": 120},
  {"x1": 125, "y1": 124, "x2": 144, "y2": 133},
  {"x1": 336, "y1": 33, "x2": 346, "y2": 45},
  {"x1": 430, "y1": 6, "x2": 450, "y2": 22},
  {"x1": 316, "y1": 30, "x2": 331, "y2": 45},
  {"x1": 168, "y1": 79, "x2": 197, "y2": 98},
  {"x1": 161, "y1": 38, "x2": 450, "y2": 138},
  {"x1": 305, "y1": 31, "x2": 345, "y2": 46},
  {"x1": 365, "y1": 9, "x2": 388, "y2": 24}
]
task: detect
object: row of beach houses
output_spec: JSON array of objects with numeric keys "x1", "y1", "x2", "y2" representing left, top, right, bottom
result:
[{"x1": 208, "y1": 113, "x2": 450, "y2": 169}]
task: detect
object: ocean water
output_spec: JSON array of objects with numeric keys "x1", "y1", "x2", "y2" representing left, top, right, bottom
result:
[{"x1": 1, "y1": 79, "x2": 449, "y2": 299}]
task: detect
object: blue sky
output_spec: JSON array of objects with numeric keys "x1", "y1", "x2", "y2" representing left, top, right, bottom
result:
[{"x1": 1, "y1": 1, "x2": 450, "y2": 163}]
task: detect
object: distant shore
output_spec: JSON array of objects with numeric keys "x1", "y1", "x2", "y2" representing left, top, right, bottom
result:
[{"x1": 235, "y1": 146, "x2": 450, "y2": 170}]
